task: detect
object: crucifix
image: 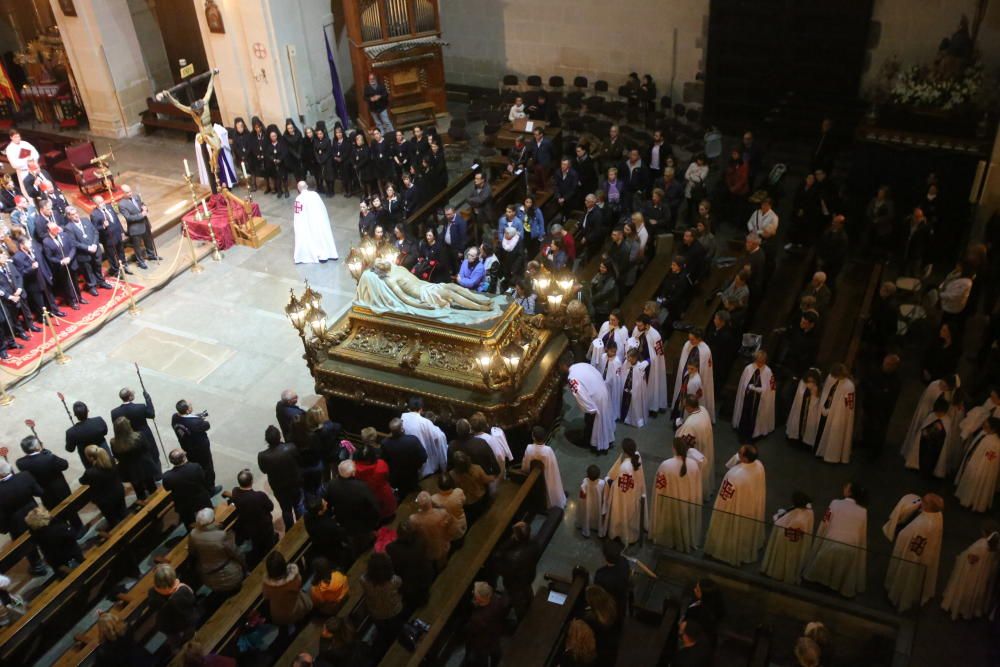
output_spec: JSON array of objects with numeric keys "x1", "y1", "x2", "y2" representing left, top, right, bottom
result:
[{"x1": 155, "y1": 68, "x2": 222, "y2": 193}]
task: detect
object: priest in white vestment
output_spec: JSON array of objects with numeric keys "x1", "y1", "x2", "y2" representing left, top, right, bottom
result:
[
  {"x1": 650, "y1": 437, "x2": 703, "y2": 552},
  {"x1": 815, "y1": 364, "x2": 855, "y2": 464},
  {"x1": 293, "y1": 181, "x2": 339, "y2": 264},
  {"x1": 901, "y1": 375, "x2": 959, "y2": 460},
  {"x1": 885, "y1": 493, "x2": 944, "y2": 612},
  {"x1": 900, "y1": 396, "x2": 951, "y2": 477},
  {"x1": 703, "y1": 445, "x2": 766, "y2": 566},
  {"x1": 803, "y1": 482, "x2": 868, "y2": 597},
  {"x1": 882, "y1": 493, "x2": 922, "y2": 542},
  {"x1": 522, "y1": 426, "x2": 566, "y2": 509},
  {"x1": 400, "y1": 398, "x2": 448, "y2": 478},
  {"x1": 671, "y1": 330, "x2": 715, "y2": 421},
  {"x1": 786, "y1": 369, "x2": 822, "y2": 446},
  {"x1": 630, "y1": 314, "x2": 668, "y2": 414},
  {"x1": 954, "y1": 417, "x2": 1000, "y2": 512},
  {"x1": 578, "y1": 464, "x2": 606, "y2": 537},
  {"x1": 676, "y1": 394, "x2": 715, "y2": 501},
  {"x1": 761, "y1": 492, "x2": 814, "y2": 584},
  {"x1": 941, "y1": 525, "x2": 1000, "y2": 620},
  {"x1": 603, "y1": 440, "x2": 648, "y2": 545},
  {"x1": 618, "y1": 346, "x2": 649, "y2": 428},
  {"x1": 959, "y1": 389, "x2": 1000, "y2": 443},
  {"x1": 589, "y1": 312, "x2": 629, "y2": 365},
  {"x1": 732, "y1": 351, "x2": 776, "y2": 440},
  {"x1": 564, "y1": 356, "x2": 616, "y2": 452}
]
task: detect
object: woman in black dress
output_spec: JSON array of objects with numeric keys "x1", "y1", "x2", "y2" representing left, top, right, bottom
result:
[
  {"x1": 370, "y1": 128, "x2": 396, "y2": 197},
  {"x1": 393, "y1": 223, "x2": 419, "y2": 270},
  {"x1": 80, "y1": 445, "x2": 127, "y2": 528},
  {"x1": 351, "y1": 132, "x2": 377, "y2": 201},
  {"x1": 302, "y1": 126, "x2": 318, "y2": 187},
  {"x1": 265, "y1": 124, "x2": 290, "y2": 198},
  {"x1": 110, "y1": 416, "x2": 157, "y2": 500},
  {"x1": 313, "y1": 125, "x2": 334, "y2": 196},
  {"x1": 230, "y1": 117, "x2": 253, "y2": 186},
  {"x1": 26, "y1": 507, "x2": 84, "y2": 571},
  {"x1": 391, "y1": 129, "x2": 411, "y2": 182},
  {"x1": 416, "y1": 228, "x2": 448, "y2": 282},
  {"x1": 283, "y1": 119, "x2": 306, "y2": 185},
  {"x1": 331, "y1": 125, "x2": 351, "y2": 197}
]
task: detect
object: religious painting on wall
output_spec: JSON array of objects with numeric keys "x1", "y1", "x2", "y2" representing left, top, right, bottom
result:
[
  {"x1": 58, "y1": 0, "x2": 77, "y2": 17},
  {"x1": 205, "y1": 0, "x2": 225, "y2": 34}
]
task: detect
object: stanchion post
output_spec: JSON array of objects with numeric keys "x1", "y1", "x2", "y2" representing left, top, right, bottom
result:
[
  {"x1": 119, "y1": 265, "x2": 142, "y2": 316},
  {"x1": 181, "y1": 218, "x2": 204, "y2": 274},
  {"x1": 0, "y1": 376, "x2": 14, "y2": 406},
  {"x1": 42, "y1": 308, "x2": 70, "y2": 365}
]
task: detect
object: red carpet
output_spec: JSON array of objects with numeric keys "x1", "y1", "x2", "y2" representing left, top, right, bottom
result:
[{"x1": 0, "y1": 278, "x2": 146, "y2": 372}]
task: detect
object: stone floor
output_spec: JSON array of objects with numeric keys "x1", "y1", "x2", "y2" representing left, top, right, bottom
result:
[{"x1": 0, "y1": 126, "x2": 989, "y2": 667}]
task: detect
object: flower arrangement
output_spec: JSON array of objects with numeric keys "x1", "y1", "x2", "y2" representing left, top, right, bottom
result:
[{"x1": 888, "y1": 61, "x2": 984, "y2": 110}]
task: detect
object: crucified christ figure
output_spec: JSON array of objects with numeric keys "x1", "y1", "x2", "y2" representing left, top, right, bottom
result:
[{"x1": 156, "y1": 69, "x2": 222, "y2": 190}]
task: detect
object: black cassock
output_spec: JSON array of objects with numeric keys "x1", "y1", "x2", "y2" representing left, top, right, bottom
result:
[{"x1": 918, "y1": 418, "x2": 946, "y2": 479}]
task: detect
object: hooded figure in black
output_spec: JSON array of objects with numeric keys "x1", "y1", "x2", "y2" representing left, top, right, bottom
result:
[
  {"x1": 331, "y1": 124, "x2": 352, "y2": 197},
  {"x1": 250, "y1": 116, "x2": 268, "y2": 188},
  {"x1": 369, "y1": 127, "x2": 395, "y2": 195},
  {"x1": 351, "y1": 131, "x2": 376, "y2": 200},
  {"x1": 265, "y1": 124, "x2": 290, "y2": 197},
  {"x1": 313, "y1": 121, "x2": 335, "y2": 196},
  {"x1": 231, "y1": 117, "x2": 253, "y2": 186},
  {"x1": 302, "y1": 125, "x2": 318, "y2": 185},
  {"x1": 282, "y1": 118, "x2": 306, "y2": 184}
]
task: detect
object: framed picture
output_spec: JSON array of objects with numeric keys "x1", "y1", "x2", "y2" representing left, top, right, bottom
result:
[
  {"x1": 205, "y1": 0, "x2": 225, "y2": 34},
  {"x1": 58, "y1": 0, "x2": 77, "y2": 17}
]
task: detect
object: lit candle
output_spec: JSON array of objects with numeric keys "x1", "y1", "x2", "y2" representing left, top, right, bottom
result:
[
  {"x1": 241, "y1": 161, "x2": 249, "y2": 179},
  {"x1": 184, "y1": 159, "x2": 191, "y2": 177},
  {"x1": 201, "y1": 200, "x2": 210, "y2": 217}
]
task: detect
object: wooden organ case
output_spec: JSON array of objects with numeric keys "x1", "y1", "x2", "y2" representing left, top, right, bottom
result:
[{"x1": 343, "y1": 0, "x2": 447, "y2": 130}]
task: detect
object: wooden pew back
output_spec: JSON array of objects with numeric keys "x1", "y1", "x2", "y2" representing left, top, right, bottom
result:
[
  {"x1": 502, "y1": 567, "x2": 589, "y2": 666},
  {"x1": 0, "y1": 484, "x2": 91, "y2": 572},
  {"x1": 613, "y1": 599, "x2": 680, "y2": 667}
]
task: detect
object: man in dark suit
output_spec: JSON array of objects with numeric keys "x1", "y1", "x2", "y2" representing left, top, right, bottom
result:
[
  {"x1": 89, "y1": 195, "x2": 130, "y2": 276},
  {"x1": 0, "y1": 460, "x2": 46, "y2": 574},
  {"x1": 10, "y1": 196, "x2": 39, "y2": 240},
  {"x1": 275, "y1": 389, "x2": 306, "y2": 442},
  {"x1": 447, "y1": 418, "x2": 500, "y2": 476},
  {"x1": 646, "y1": 129, "x2": 670, "y2": 182},
  {"x1": 530, "y1": 127, "x2": 555, "y2": 190},
  {"x1": 575, "y1": 194, "x2": 605, "y2": 263},
  {"x1": 65, "y1": 400, "x2": 113, "y2": 468},
  {"x1": 324, "y1": 460, "x2": 380, "y2": 557},
  {"x1": 574, "y1": 143, "x2": 598, "y2": 197},
  {"x1": 620, "y1": 148, "x2": 650, "y2": 212},
  {"x1": 381, "y1": 417, "x2": 427, "y2": 499},
  {"x1": 162, "y1": 449, "x2": 213, "y2": 529},
  {"x1": 29, "y1": 198, "x2": 57, "y2": 242},
  {"x1": 65, "y1": 206, "x2": 111, "y2": 296},
  {"x1": 117, "y1": 184, "x2": 158, "y2": 268},
  {"x1": 15, "y1": 435, "x2": 82, "y2": 532},
  {"x1": 41, "y1": 220, "x2": 83, "y2": 310},
  {"x1": 111, "y1": 387, "x2": 162, "y2": 479},
  {"x1": 0, "y1": 252, "x2": 38, "y2": 337},
  {"x1": 467, "y1": 172, "x2": 494, "y2": 242},
  {"x1": 226, "y1": 469, "x2": 277, "y2": 567},
  {"x1": 400, "y1": 173, "x2": 421, "y2": 220},
  {"x1": 594, "y1": 539, "x2": 631, "y2": 614},
  {"x1": 554, "y1": 158, "x2": 580, "y2": 222},
  {"x1": 172, "y1": 399, "x2": 218, "y2": 491},
  {"x1": 21, "y1": 160, "x2": 58, "y2": 202},
  {"x1": 442, "y1": 206, "x2": 467, "y2": 271},
  {"x1": 258, "y1": 425, "x2": 304, "y2": 529},
  {"x1": 13, "y1": 236, "x2": 62, "y2": 320}
]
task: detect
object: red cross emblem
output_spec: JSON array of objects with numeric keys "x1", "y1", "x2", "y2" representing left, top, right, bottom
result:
[
  {"x1": 655, "y1": 473, "x2": 667, "y2": 490},
  {"x1": 654, "y1": 340, "x2": 663, "y2": 355},
  {"x1": 618, "y1": 473, "x2": 635, "y2": 492},
  {"x1": 707, "y1": 357, "x2": 712, "y2": 368},
  {"x1": 844, "y1": 392, "x2": 855, "y2": 410},
  {"x1": 681, "y1": 434, "x2": 696, "y2": 447},
  {"x1": 293, "y1": 201, "x2": 303, "y2": 214},
  {"x1": 908, "y1": 535, "x2": 928, "y2": 556},
  {"x1": 769, "y1": 375, "x2": 776, "y2": 391},
  {"x1": 579, "y1": 489, "x2": 587, "y2": 499},
  {"x1": 986, "y1": 451, "x2": 997, "y2": 462},
  {"x1": 968, "y1": 554, "x2": 981, "y2": 565},
  {"x1": 719, "y1": 479, "x2": 736, "y2": 501},
  {"x1": 823, "y1": 508, "x2": 832, "y2": 523},
  {"x1": 569, "y1": 379, "x2": 580, "y2": 394},
  {"x1": 784, "y1": 527, "x2": 803, "y2": 542}
]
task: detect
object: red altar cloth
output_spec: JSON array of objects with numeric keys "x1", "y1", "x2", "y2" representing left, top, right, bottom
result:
[{"x1": 181, "y1": 193, "x2": 262, "y2": 250}]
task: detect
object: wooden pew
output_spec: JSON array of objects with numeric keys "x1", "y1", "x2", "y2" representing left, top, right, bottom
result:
[
  {"x1": 166, "y1": 519, "x2": 311, "y2": 667},
  {"x1": 0, "y1": 487, "x2": 176, "y2": 666},
  {"x1": 845, "y1": 263, "x2": 884, "y2": 371},
  {"x1": 501, "y1": 567, "x2": 589, "y2": 666},
  {"x1": 405, "y1": 167, "x2": 477, "y2": 234},
  {"x1": 815, "y1": 262, "x2": 882, "y2": 369},
  {"x1": 619, "y1": 233, "x2": 675, "y2": 326},
  {"x1": 613, "y1": 599, "x2": 680, "y2": 667},
  {"x1": 379, "y1": 467, "x2": 543, "y2": 667},
  {"x1": 0, "y1": 484, "x2": 91, "y2": 572},
  {"x1": 52, "y1": 503, "x2": 237, "y2": 667}
]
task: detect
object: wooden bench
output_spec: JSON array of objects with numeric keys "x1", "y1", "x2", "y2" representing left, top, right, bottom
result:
[
  {"x1": 52, "y1": 503, "x2": 238, "y2": 667},
  {"x1": 0, "y1": 484, "x2": 91, "y2": 572},
  {"x1": 166, "y1": 519, "x2": 311, "y2": 667},
  {"x1": 619, "y1": 233, "x2": 675, "y2": 326},
  {"x1": 816, "y1": 261, "x2": 882, "y2": 369},
  {"x1": 405, "y1": 166, "x2": 477, "y2": 234},
  {"x1": 845, "y1": 263, "x2": 884, "y2": 372},
  {"x1": 379, "y1": 467, "x2": 543, "y2": 667},
  {"x1": 0, "y1": 487, "x2": 176, "y2": 666},
  {"x1": 613, "y1": 599, "x2": 680, "y2": 667},
  {"x1": 390, "y1": 102, "x2": 437, "y2": 132},
  {"x1": 502, "y1": 567, "x2": 589, "y2": 666},
  {"x1": 139, "y1": 98, "x2": 223, "y2": 136}
]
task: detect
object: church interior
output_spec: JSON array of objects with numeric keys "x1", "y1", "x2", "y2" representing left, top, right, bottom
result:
[{"x1": 0, "y1": 1, "x2": 999, "y2": 666}]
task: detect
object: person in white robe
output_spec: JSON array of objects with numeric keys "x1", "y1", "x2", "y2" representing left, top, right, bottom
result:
[
  {"x1": 761, "y1": 491, "x2": 814, "y2": 584},
  {"x1": 618, "y1": 346, "x2": 649, "y2": 428},
  {"x1": 885, "y1": 493, "x2": 944, "y2": 612},
  {"x1": 603, "y1": 439, "x2": 648, "y2": 545},
  {"x1": 676, "y1": 394, "x2": 715, "y2": 501},
  {"x1": 400, "y1": 397, "x2": 448, "y2": 478},
  {"x1": 671, "y1": 329, "x2": 715, "y2": 421},
  {"x1": 901, "y1": 375, "x2": 959, "y2": 461},
  {"x1": 601, "y1": 343, "x2": 624, "y2": 420},
  {"x1": 882, "y1": 493, "x2": 922, "y2": 542},
  {"x1": 471, "y1": 413, "x2": 513, "y2": 478},
  {"x1": 563, "y1": 356, "x2": 616, "y2": 452},
  {"x1": 577, "y1": 464, "x2": 606, "y2": 537},
  {"x1": 195, "y1": 123, "x2": 237, "y2": 189},
  {"x1": 650, "y1": 437, "x2": 703, "y2": 552},
  {"x1": 941, "y1": 522, "x2": 1000, "y2": 620},
  {"x1": 732, "y1": 351, "x2": 776, "y2": 440},
  {"x1": 901, "y1": 396, "x2": 951, "y2": 477},
  {"x1": 521, "y1": 426, "x2": 566, "y2": 509},
  {"x1": 703, "y1": 445, "x2": 766, "y2": 566},
  {"x1": 955, "y1": 417, "x2": 1000, "y2": 512},
  {"x1": 803, "y1": 482, "x2": 868, "y2": 597},
  {"x1": 589, "y1": 311, "x2": 629, "y2": 366},
  {"x1": 786, "y1": 369, "x2": 822, "y2": 447},
  {"x1": 944, "y1": 394, "x2": 967, "y2": 476},
  {"x1": 959, "y1": 388, "x2": 1000, "y2": 444},
  {"x1": 630, "y1": 314, "x2": 668, "y2": 415},
  {"x1": 4, "y1": 130, "x2": 39, "y2": 196},
  {"x1": 815, "y1": 363, "x2": 855, "y2": 464},
  {"x1": 674, "y1": 361, "x2": 706, "y2": 419},
  {"x1": 293, "y1": 181, "x2": 339, "y2": 264}
]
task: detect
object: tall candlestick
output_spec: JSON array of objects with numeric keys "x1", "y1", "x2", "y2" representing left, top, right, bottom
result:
[
  {"x1": 184, "y1": 159, "x2": 191, "y2": 177},
  {"x1": 241, "y1": 161, "x2": 249, "y2": 180},
  {"x1": 201, "y1": 200, "x2": 210, "y2": 217}
]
